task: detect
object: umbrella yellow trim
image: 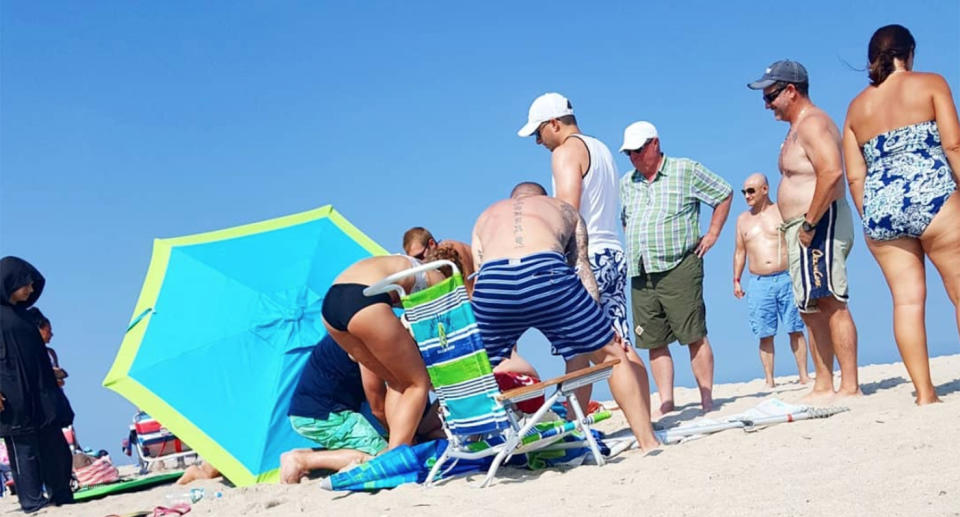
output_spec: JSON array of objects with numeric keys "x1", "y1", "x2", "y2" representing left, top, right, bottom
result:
[
  {"x1": 102, "y1": 205, "x2": 385, "y2": 486},
  {"x1": 105, "y1": 204, "x2": 381, "y2": 386},
  {"x1": 106, "y1": 375, "x2": 260, "y2": 486},
  {"x1": 328, "y1": 210, "x2": 389, "y2": 256},
  {"x1": 103, "y1": 239, "x2": 172, "y2": 387},
  {"x1": 158, "y1": 205, "x2": 337, "y2": 247}
]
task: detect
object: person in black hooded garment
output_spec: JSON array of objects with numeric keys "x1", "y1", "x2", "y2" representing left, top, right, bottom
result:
[{"x1": 0, "y1": 256, "x2": 74, "y2": 513}]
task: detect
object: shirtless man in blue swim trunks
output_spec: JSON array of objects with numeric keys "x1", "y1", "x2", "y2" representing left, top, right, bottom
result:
[
  {"x1": 748, "y1": 60, "x2": 861, "y2": 400},
  {"x1": 733, "y1": 173, "x2": 811, "y2": 387},
  {"x1": 470, "y1": 182, "x2": 659, "y2": 451}
]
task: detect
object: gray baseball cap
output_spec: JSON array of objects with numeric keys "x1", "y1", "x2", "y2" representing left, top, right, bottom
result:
[{"x1": 747, "y1": 60, "x2": 808, "y2": 90}]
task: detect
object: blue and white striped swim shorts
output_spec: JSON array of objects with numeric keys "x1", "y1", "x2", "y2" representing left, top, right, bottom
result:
[{"x1": 471, "y1": 251, "x2": 614, "y2": 366}]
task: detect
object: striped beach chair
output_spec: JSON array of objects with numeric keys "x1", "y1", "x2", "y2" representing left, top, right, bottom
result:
[
  {"x1": 131, "y1": 411, "x2": 196, "y2": 474},
  {"x1": 365, "y1": 260, "x2": 619, "y2": 487}
]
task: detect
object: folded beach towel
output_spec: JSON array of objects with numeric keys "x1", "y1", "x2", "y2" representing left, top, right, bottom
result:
[
  {"x1": 324, "y1": 440, "x2": 488, "y2": 491},
  {"x1": 73, "y1": 454, "x2": 120, "y2": 487}
]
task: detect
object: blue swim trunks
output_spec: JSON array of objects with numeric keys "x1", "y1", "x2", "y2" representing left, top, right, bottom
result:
[
  {"x1": 471, "y1": 252, "x2": 614, "y2": 366},
  {"x1": 746, "y1": 271, "x2": 805, "y2": 338}
]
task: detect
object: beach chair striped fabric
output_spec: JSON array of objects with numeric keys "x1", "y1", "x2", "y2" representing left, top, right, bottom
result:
[
  {"x1": 403, "y1": 275, "x2": 510, "y2": 436},
  {"x1": 131, "y1": 411, "x2": 195, "y2": 473},
  {"x1": 366, "y1": 260, "x2": 617, "y2": 487}
]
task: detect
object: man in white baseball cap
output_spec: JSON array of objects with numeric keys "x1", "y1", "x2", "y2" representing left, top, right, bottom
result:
[
  {"x1": 517, "y1": 93, "x2": 646, "y2": 416},
  {"x1": 618, "y1": 121, "x2": 658, "y2": 153},
  {"x1": 619, "y1": 120, "x2": 733, "y2": 416},
  {"x1": 516, "y1": 93, "x2": 575, "y2": 138}
]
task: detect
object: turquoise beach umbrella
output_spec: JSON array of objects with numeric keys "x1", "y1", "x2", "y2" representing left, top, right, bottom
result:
[{"x1": 103, "y1": 206, "x2": 386, "y2": 486}]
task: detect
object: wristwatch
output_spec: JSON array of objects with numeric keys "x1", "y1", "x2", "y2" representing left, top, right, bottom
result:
[{"x1": 801, "y1": 217, "x2": 816, "y2": 232}]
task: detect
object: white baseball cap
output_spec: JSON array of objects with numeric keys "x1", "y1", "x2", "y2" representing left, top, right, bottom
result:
[
  {"x1": 517, "y1": 93, "x2": 575, "y2": 137},
  {"x1": 619, "y1": 121, "x2": 658, "y2": 152}
]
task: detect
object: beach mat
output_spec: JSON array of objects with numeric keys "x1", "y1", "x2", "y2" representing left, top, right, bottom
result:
[{"x1": 73, "y1": 471, "x2": 183, "y2": 501}]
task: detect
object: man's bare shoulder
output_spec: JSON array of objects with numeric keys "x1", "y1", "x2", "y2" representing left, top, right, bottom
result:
[
  {"x1": 797, "y1": 109, "x2": 840, "y2": 144},
  {"x1": 736, "y1": 210, "x2": 750, "y2": 225},
  {"x1": 439, "y1": 240, "x2": 471, "y2": 252},
  {"x1": 763, "y1": 202, "x2": 784, "y2": 220},
  {"x1": 551, "y1": 136, "x2": 588, "y2": 173},
  {"x1": 475, "y1": 198, "x2": 510, "y2": 222}
]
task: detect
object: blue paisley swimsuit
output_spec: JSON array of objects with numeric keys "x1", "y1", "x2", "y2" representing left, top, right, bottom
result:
[{"x1": 861, "y1": 120, "x2": 956, "y2": 241}]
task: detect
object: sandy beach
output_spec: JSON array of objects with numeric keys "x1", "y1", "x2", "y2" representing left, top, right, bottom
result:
[{"x1": 9, "y1": 354, "x2": 960, "y2": 517}]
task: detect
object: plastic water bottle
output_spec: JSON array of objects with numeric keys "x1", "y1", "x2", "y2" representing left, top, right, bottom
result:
[{"x1": 165, "y1": 487, "x2": 204, "y2": 504}]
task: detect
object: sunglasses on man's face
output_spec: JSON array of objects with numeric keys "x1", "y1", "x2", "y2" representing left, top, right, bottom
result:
[
  {"x1": 741, "y1": 187, "x2": 757, "y2": 195},
  {"x1": 534, "y1": 120, "x2": 551, "y2": 140},
  {"x1": 762, "y1": 84, "x2": 789, "y2": 104},
  {"x1": 622, "y1": 140, "x2": 653, "y2": 157}
]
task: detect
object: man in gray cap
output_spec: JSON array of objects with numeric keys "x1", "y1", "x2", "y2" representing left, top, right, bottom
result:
[{"x1": 747, "y1": 60, "x2": 860, "y2": 401}]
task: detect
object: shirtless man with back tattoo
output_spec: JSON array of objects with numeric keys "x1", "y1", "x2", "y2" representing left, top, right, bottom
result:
[{"x1": 470, "y1": 181, "x2": 659, "y2": 450}]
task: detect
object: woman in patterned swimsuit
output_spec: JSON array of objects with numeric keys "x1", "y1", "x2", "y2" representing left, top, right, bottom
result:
[{"x1": 842, "y1": 24, "x2": 960, "y2": 405}]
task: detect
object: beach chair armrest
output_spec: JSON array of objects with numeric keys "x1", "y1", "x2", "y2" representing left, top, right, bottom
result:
[
  {"x1": 496, "y1": 360, "x2": 619, "y2": 403},
  {"x1": 364, "y1": 260, "x2": 460, "y2": 297}
]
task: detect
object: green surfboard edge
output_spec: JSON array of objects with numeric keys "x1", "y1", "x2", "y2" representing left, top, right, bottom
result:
[{"x1": 73, "y1": 471, "x2": 184, "y2": 501}]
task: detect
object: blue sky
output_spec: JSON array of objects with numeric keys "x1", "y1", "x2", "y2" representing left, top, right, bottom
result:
[{"x1": 2, "y1": 2, "x2": 958, "y2": 462}]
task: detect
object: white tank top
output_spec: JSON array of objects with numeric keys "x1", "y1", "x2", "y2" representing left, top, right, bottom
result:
[{"x1": 552, "y1": 134, "x2": 623, "y2": 254}]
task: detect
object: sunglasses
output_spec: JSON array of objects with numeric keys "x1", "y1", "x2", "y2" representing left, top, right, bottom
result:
[
  {"x1": 534, "y1": 120, "x2": 552, "y2": 140},
  {"x1": 741, "y1": 187, "x2": 757, "y2": 195},
  {"x1": 622, "y1": 140, "x2": 654, "y2": 156},
  {"x1": 762, "y1": 84, "x2": 789, "y2": 104}
]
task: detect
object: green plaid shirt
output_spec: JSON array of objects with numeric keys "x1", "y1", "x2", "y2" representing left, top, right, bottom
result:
[{"x1": 620, "y1": 155, "x2": 732, "y2": 275}]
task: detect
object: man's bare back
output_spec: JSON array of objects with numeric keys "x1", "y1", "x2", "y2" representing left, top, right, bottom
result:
[
  {"x1": 737, "y1": 202, "x2": 788, "y2": 275},
  {"x1": 473, "y1": 195, "x2": 577, "y2": 264},
  {"x1": 778, "y1": 109, "x2": 844, "y2": 220},
  {"x1": 472, "y1": 192, "x2": 599, "y2": 300}
]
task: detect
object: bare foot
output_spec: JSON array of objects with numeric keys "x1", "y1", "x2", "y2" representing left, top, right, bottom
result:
[
  {"x1": 700, "y1": 399, "x2": 714, "y2": 414},
  {"x1": 639, "y1": 440, "x2": 661, "y2": 454},
  {"x1": 834, "y1": 387, "x2": 863, "y2": 399},
  {"x1": 765, "y1": 380, "x2": 776, "y2": 389},
  {"x1": 800, "y1": 388, "x2": 835, "y2": 405},
  {"x1": 915, "y1": 395, "x2": 942, "y2": 405},
  {"x1": 336, "y1": 458, "x2": 365, "y2": 473},
  {"x1": 280, "y1": 451, "x2": 307, "y2": 484},
  {"x1": 176, "y1": 465, "x2": 201, "y2": 485},
  {"x1": 798, "y1": 375, "x2": 812, "y2": 385},
  {"x1": 651, "y1": 401, "x2": 675, "y2": 419}
]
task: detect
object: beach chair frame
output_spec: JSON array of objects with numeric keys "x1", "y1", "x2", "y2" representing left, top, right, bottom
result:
[
  {"x1": 130, "y1": 412, "x2": 197, "y2": 474},
  {"x1": 366, "y1": 260, "x2": 618, "y2": 488}
]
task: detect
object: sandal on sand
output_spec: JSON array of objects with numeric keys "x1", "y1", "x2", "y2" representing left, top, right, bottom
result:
[{"x1": 152, "y1": 503, "x2": 191, "y2": 516}]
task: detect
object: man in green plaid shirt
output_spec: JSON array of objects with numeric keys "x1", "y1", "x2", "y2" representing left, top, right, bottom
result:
[{"x1": 619, "y1": 121, "x2": 732, "y2": 415}]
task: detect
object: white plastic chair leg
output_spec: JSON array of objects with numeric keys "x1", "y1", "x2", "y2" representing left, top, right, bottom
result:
[{"x1": 425, "y1": 449, "x2": 451, "y2": 487}]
